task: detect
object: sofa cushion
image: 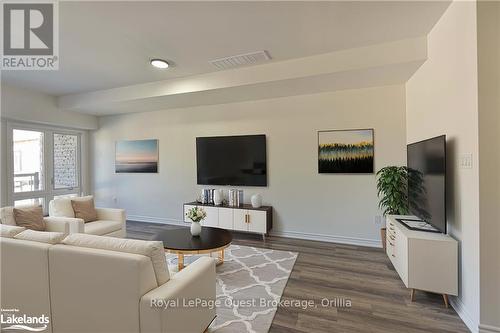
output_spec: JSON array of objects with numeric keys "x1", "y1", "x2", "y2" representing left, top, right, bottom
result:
[
  {"x1": 0, "y1": 206, "x2": 17, "y2": 226},
  {"x1": 13, "y1": 206, "x2": 46, "y2": 231},
  {"x1": 84, "y1": 220, "x2": 122, "y2": 235},
  {"x1": 14, "y1": 229, "x2": 66, "y2": 244},
  {"x1": 0, "y1": 224, "x2": 26, "y2": 238},
  {"x1": 62, "y1": 234, "x2": 169, "y2": 285},
  {"x1": 71, "y1": 198, "x2": 98, "y2": 223}
]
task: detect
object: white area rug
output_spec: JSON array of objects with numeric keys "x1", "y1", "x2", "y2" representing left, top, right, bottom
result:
[{"x1": 166, "y1": 245, "x2": 298, "y2": 333}]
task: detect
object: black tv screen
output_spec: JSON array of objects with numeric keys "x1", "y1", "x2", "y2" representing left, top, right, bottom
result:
[
  {"x1": 407, "y1": 135, "x2": 447, "y2": 233},
  {"x1": 196, "y1": 135, "x2": 267, "y2": 186}
]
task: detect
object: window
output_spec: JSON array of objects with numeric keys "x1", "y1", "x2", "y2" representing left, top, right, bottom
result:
[
  {"x1": 53, "y1": 193, "x2": 79, "y2": 200},
  {"x1": 13, "y1": 151, "x2": 22, "y2": 173},
  {"x1": 14, "y1": 198, "x2": 44, "y2": 208},
  {"x1": 53, "y1": 133, "x2": 79, "y2": 189},
  {"x1": 8, "y1": 124, "x2": 84, "y2": 212},
  {"x1": 13, "y1": 129, "x2": 44, "y2": 193}
]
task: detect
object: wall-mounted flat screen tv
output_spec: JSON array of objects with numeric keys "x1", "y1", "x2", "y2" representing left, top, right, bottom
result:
[
  {"x1": 407, "y1": 135, "x2": 447, "y2": 233},
  {"x1": 196, "y1": 135, "x2": 267, "y2": 186}
]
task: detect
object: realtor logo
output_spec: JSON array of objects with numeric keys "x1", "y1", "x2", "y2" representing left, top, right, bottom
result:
[
  {"x1": 1, "y1": 1, "x2": 59, "y2": 70},
  {"x1": 1, "y1": 308, "x2": 49, "y2": 332}
]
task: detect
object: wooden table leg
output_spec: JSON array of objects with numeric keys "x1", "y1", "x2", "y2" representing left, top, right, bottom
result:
[
  {"x1": 442, "y1": 294, "x2": 449, "y2": 308},
  {"x1": 410, "y1": 288, "x2": 416, "y2": 301},
  {"x1": 178, "y1": 253, "x2": 184, "y2": 271}
]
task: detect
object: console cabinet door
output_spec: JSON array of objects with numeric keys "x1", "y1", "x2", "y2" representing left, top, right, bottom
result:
[
  {"x1": 247, "y1": 210, "x2": 267, "y2": 233},
  {"x1": 233, "y1": 209, "x2": 248, "y2": 231},
  {"x1": 394, "y1": 226, "x2": 408, "y2": 286},
  {"x1": 202, "y1": 206, "x2": 219, "y2": 227},
  {"x1": 184, "y1": 205, "x2": 196, "y2": 223},
  {"x1": 219, "y1": 208, "x2": 234, "y2": 229}
]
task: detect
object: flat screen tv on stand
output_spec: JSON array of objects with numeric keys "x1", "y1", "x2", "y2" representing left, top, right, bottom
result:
[
  {"x1": 403, "y1": 135, "x2": 447, "y2": 234},
  {"x1": 196, "y1": 134, "x2": 267, "y2": 187}
]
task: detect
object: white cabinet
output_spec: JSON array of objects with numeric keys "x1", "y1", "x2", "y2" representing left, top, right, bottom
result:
[
  {"x1": 232, "y1": 209, "x2": 267, "y2": 233},
  {"x1": 183, "y1": 203, "x2": 272, "y2": 237},
  {"x1": 247, "y1": 210, "x2": 267, "y2": 233},
  {"x1": 218, "y1": 208, "x2": 233, "y2": 229},
  {"x1": 386, "y1": 215, "x2": 458, "y2": 306},
  {"x1": 233, "y1": 209, "x2": 248, "y2": 232},
  {"x1": 202, "y1": 206, "x2": 219, "y2": 227}
]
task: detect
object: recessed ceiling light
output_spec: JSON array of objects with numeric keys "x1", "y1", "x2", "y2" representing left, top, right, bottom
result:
[{"x1": 150, "y1": 59, "x2": 169, "y2": 69}]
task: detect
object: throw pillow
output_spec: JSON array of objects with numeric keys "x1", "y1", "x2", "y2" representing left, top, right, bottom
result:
[
  {"x1": 13, "y1": 206, "x2": 46, "y2": 231},
  {"x1": 71, "y1": 198, "x2": 98, "y2": 223}
]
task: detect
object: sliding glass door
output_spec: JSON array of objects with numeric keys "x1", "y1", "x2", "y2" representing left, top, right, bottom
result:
[{"x1": 8, "y1": 123, "x2": 83, "y2": 212}]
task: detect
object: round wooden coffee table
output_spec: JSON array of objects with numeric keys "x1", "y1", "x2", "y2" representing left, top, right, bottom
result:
[{"x1": 152, "y1": 227, "x2": 233, "y2": 271}]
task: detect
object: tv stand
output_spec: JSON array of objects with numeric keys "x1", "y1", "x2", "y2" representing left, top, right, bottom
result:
[
  {"x1": 183, "y1": 202, "x2": 272, "y2": 240},
  {"x1": 386, "y1": 215, "x2": 458, "y2": 308}
]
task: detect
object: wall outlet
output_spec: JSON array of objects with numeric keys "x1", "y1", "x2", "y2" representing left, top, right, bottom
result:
[{"x1": 460, "y1": 153, "x2": 473, "y2": 169}]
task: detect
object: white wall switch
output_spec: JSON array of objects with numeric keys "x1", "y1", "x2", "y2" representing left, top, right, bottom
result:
[{"x1": 460, "y1": 153, "x2": 473, "y2": 169}]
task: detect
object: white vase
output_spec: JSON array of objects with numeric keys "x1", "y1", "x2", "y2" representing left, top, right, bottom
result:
[
  {"x1": 190, "y1": 221, "x2": 201, "y2": 236},
  {"x1": 251, "y1": 194, "x2": 262, "y2": 208},
  {"x1": 213, "y1": 189, "x2": 223, "y2": 206}
]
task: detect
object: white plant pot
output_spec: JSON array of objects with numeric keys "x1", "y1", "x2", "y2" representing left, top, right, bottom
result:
[
  {"x1": 251, "y1": 194, "x2": 262, "y2": 208},
  {"x1": 190, "y1": 221, "x2": 202, "y2": 236},
  {"x1": 213, "y1": 189, "x2": 223, "y2": 206}
]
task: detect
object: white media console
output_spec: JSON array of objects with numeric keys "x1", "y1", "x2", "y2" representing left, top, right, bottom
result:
[
  {"x1": 184, "y1": 202, "x2": 273, "y2": 239},
  {"x1": 386, "y1": 215, "x2": 458, "y2": 307}
]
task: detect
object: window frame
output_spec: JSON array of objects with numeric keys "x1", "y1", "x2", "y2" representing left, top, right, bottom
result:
[{"x1": 7, "y1": 121, "x2": 85, "y2": 212}]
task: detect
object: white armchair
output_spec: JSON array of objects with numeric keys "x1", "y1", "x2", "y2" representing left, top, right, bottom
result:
[
  {"x1": 49, "y1": 196, "x2": 126, "y2": 237},
  {"x1": 43, "y1": 216, "x2": 71, "y2": 234},
  {"x1": 0, "y1": 207, "x2": 70, "y2": 234}
]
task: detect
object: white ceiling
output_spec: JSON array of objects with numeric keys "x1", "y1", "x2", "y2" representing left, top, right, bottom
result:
[{"x1": 2, "y1": 1, "x2": 450, "y2": 96}]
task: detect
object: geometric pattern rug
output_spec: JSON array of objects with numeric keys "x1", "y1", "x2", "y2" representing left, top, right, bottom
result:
[{"x1": 166, "y1": 245, "x2": 298, "y2": 333}]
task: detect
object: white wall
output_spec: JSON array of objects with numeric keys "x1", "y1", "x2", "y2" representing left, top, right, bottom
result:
[
  {"x1": 405, "y1": 1, "x2": 480, "y2": 330},
  {"x1": 477, "y1": 1, "x2": 500, "y2": 331},
  {"x1": 1, "y1": 84, "x2": 98, "y2": 130},
  {"x1": 92, "y1": 85, "x2": 406, "y2": 246}
]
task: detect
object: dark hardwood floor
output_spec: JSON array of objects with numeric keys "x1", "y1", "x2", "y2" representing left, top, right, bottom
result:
[{"x1": 127, "y1": 221, "x2": 469, "y2": 333}]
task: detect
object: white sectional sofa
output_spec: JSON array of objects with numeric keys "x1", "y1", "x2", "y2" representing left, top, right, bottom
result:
[
  {"x1": 0, "y1": 231, "x2": 217, "y2": 333},
  {"x1": 48, "y1": 196, "x2": 126, "y2": 237}
]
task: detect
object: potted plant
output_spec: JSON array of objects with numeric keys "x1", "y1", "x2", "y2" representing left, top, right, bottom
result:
[
  {"x1": 186, "y1": 206, "x2": 207, "y2": 236},
  {"x1": 376, "y1": 166, "x2": 411, "y2": 250}
]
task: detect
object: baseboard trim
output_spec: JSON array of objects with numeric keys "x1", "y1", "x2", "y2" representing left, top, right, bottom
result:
[
  {"x1": 480, "y1": 324, "x2": 500, "y2": 333},
  {"x1": 449, "y1": 296, "x2": 479, "y2": 333},
  {"x1": 128, "y1": 214, "x2": 382, "y2": 248},
  {"x1": 128, "y1": 214, "x2": 187, "y2": 226},
  {"x1": 269, "y1": 230, "x2": 381, "y2": 248}
]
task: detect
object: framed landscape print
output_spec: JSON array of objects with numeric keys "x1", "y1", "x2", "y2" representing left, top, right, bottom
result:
[
  {"x1": 318, "y1": 129, "x2": 374, "y2": 174},
  {"x1": 115, "y1": 139, "x2": 158, "y2": 173}
]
